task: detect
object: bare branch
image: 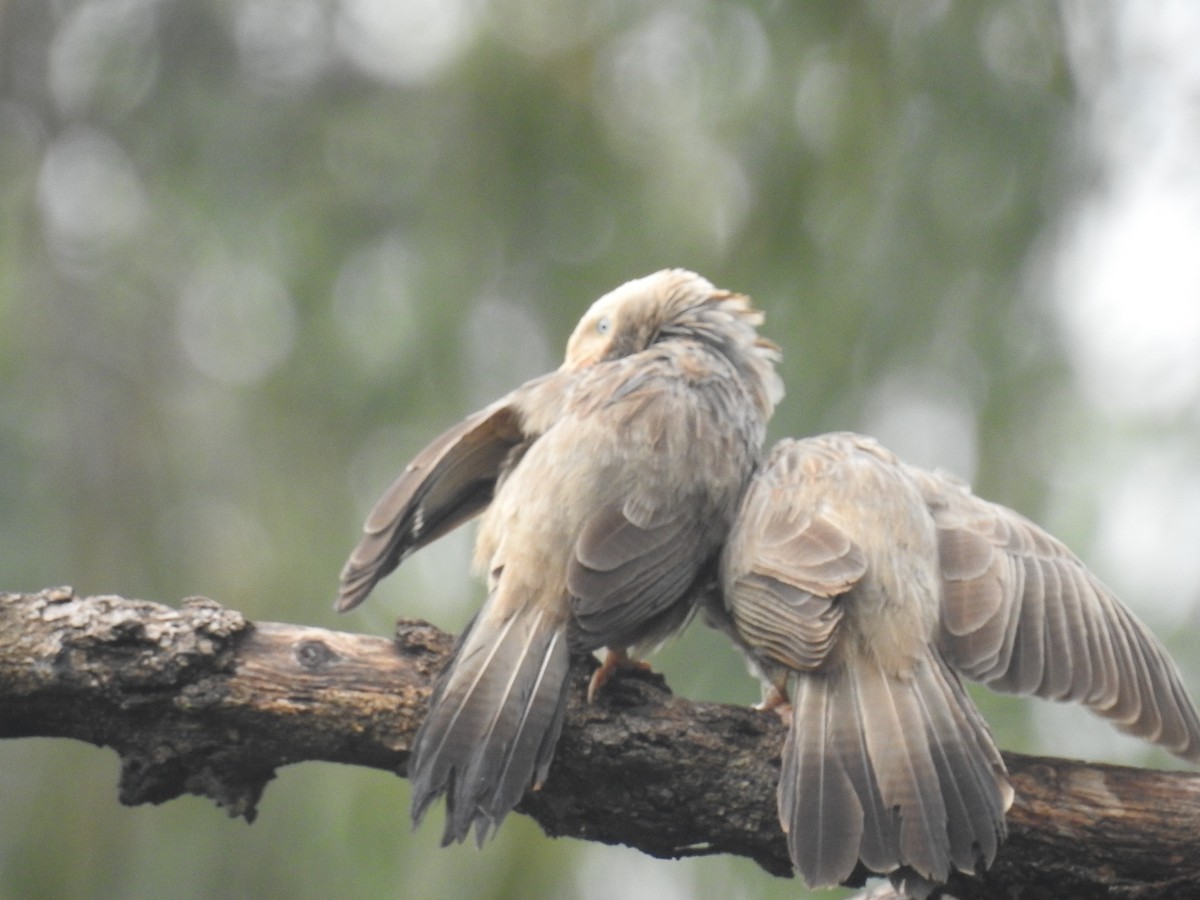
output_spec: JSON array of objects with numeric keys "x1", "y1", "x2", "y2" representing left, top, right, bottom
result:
[{"x1": 2, "y1": 588, "x2": 1198, "y2": 897}]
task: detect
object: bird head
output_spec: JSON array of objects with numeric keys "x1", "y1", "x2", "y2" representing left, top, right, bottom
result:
[{"x1": 562, "y1": 269, "x2": 784, "y2": 416}]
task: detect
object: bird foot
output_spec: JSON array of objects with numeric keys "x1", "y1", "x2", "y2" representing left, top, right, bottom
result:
[
  {"x1": 754, "y1": 684, "x2": 792, "y2": 722},
  {"x1": 587, "y1": 648, "x2": 652, "y2": 703}
]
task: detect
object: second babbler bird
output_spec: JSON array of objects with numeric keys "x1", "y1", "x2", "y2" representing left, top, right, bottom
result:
[
  {"x1": 337, "y1": 269, "x2": 782, "y2": 845},
  {"x1": 719, "y1": 431, "x2": 1200, "y2": 895}
]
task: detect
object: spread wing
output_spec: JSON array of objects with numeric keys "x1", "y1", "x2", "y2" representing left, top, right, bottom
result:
[
  {"x1": 720, "y1": 441, "x2": 868, "y2": 673},
  {"x1": 914, "y1": 467, "x2": 1200, "y2": 762},
  {"x1": 337, "y1": 373, "x2": 568, "y2": 612}
]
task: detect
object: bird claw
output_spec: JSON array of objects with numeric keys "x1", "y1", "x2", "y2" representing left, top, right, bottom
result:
[
  {"x1": 754, "y1": 684, "x2": 793, "y2": 722},
  {"x1": 587, "y1": 648, "x2": 652, "y2": 703}
]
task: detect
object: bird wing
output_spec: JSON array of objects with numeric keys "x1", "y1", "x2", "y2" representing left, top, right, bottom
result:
[
  {"x1": 568, "y1": 501, "x2": 712, "y2": 648},
  {"x1": 720, "y1": 440, "x2": 867, "y2": 673},
  {"x1": 336, "y1": 372, "x2": 569, "y2": 612},
  {"x1": 564, "y1": 348, "x2": 763, "y2": 651},
  {"x1": 915, "y1": 467, "x2": 1200, "y2": 761}
]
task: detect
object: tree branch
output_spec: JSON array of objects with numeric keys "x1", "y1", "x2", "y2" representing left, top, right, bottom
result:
[{"x1": 2, "y1": 588, "x2": 1198, "y2": 897}]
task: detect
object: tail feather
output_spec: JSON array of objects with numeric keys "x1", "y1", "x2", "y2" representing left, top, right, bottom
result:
[
  {"x1": 781, "y1": 652, "x2": 1011, "y2": 888},
  {"x1": 408, "y1": 599, "x2": 572, "y2": 845},
  {"x1": 835, "y1": 691, "x2": 897, "y2": 874},
  {"x1": 908, "y1": 651, "x2": 1011, "y2": 871},
  {"x1": 781, "y1": 676, "x2": 864, "y2": 886},
  {"x1": 853, "y1": 661, "x2": 950, "y2": 879}
]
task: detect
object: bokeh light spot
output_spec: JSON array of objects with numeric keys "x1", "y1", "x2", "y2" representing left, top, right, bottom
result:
[{"x1": 177, "y1": 258, "x2": 297, "y2": 385}]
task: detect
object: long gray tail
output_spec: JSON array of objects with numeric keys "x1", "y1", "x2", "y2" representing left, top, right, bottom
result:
[
  {"x1": 409, "y1": 598, "x2": 572, "y2": 845},
  {"x1": 780, "y1": 649, "x2": 1013, "y2": 888}
]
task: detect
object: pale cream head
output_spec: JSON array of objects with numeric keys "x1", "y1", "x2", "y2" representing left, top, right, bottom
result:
[
  {"x1": 561, "y1": 269, "x2": 783, "y2": 422},
  {"x1": 562, "y1": 270, "x2": 712, "y2": 371}
]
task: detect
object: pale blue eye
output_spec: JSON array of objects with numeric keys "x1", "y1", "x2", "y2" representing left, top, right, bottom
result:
[{"x1": 596, "y1": 315, "x2": 611, "y2": 335}]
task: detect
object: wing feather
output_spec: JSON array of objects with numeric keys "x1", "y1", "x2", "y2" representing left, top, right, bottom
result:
[
  {"x1": 337, "y1": 373, "x2": 571, "y2": 612},
  {"x1": 336, "y1": 404, "x2": 520, "y2": 612},
  {"x1": 568, "y1": 505, "x2": 711, "y2": 649},
  {"x1": 723, "y1": 502, "x2": 862, "y2": 672},
  {"x1": 721, "y1": 440, "x2": 867, "y2": 673},
  {"x1": 915, "y1": 467, "x2": 1200, "y2": 762}
]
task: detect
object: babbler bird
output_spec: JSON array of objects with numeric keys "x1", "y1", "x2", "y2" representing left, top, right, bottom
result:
[
  {"x1": 718, "y1": 432, "x2": 1200, "y2": 894},
  {"x1": 338, "y1": 269, "x2": 783, "y2": 846}
]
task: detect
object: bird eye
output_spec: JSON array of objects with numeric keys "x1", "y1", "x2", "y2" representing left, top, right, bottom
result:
[{"x1": 596, "y1": 315, "x2": 612, "y2": 336}]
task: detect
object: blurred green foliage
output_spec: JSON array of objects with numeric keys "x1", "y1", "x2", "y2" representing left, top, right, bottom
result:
[{"x1": 2, "y1": 2, "x2": 1197, "y2": 899}]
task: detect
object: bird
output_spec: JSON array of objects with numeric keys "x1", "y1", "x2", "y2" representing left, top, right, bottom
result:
[
  {"x1": 337, "y1": 269, "x2": 783, "y2": 846},
  {"x1": 717, "y1": 431, "x2": 1200, "y2": 894}
]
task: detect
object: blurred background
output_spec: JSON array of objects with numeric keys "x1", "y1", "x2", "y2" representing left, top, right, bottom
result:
[{"x1": 2, "y1": 1, "x2": 1200, "y2": 898}]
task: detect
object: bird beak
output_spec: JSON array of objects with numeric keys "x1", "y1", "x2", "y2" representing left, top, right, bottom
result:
[
  {"x1": 561, "y1": 353, "x2": 594, "y2": 372},
  {"x1": 561, "y1": 342, "x2": 605, "y2": 371}
]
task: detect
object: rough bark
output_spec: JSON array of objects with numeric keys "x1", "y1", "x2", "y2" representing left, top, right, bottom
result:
[{"x1": 2, "y1": 587, "x2": 1198, "y2": 898}]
